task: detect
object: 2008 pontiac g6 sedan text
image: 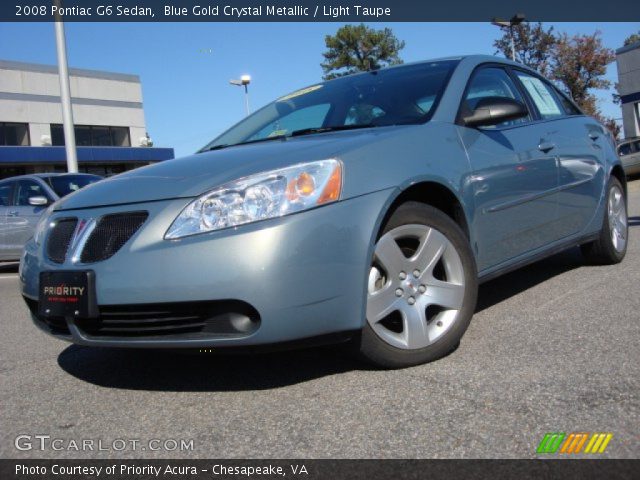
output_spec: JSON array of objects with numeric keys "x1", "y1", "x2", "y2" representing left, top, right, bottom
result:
[{"x1": 20, "y1": 56, "x2": 628, "y2": 368}]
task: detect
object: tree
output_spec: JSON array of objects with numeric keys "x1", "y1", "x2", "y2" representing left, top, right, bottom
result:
[
  {"x1": 623, "y1": 31, "x2": 640, "y2": 46},
  {"x1": 599, "y1": 116, "x2": 622, "y2": 140},
  {"x1": 493, "y1": 22, "x2": 556, "y2": 76},
  {"x1": 321, "y1": 24, "x2": 405, "y2": 80},
  {"x1": 493, "y1": 25, "x2": 619, "y2": 138},
  {"x1": 550, "y1": 32, "x2": 618, "y2": 138},
  {"x1": 550, "y1": 32, "x2": 617, "y2": 138},
  {"x1": 551, "y1": 32, "x2": 615, "y2": 111}
]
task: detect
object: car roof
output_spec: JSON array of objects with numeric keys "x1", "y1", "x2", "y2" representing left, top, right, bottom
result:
[
  {"x1": 411, "y1": 54, "x2": 524, "y2": 68},
  {"x1": 320, "y1": 54, "x2": 538, "y2": 85}
]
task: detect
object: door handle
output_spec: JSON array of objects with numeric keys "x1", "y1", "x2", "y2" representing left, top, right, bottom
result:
[
  {"x1": 588, "y1": 132, "x2": 600, "y2": 141},
  {"x1": 8, "y1": 210, "x2": 19, "y2": 217},
  {"x1": 538, "y1": 142, "x2": 556, "y2": 153}
]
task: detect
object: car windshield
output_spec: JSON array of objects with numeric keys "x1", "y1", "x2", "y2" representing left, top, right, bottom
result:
[
  {"x1": 45, "y1": 174, "x2": 102, "y2": 197},
  {"x1": 201, "y1": 60, "x2": 459, "y2": 151}
]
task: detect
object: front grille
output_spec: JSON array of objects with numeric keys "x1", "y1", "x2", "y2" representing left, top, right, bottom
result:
[
  {"x1": 75, "y1": 301, "x2": 260, "y2": 339},
  {"x1": 46, "y1": 218, "x2": 77, "y2": 264},
  {"x1": 80, "y1": 211, "x2": 148, "y2": 263}
]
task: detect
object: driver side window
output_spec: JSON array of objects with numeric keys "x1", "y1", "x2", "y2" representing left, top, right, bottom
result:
[{"x1": 462, "y1": 67, "x2": 530, "y2": 127}]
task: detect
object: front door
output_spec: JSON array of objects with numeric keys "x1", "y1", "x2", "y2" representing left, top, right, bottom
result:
[{"x1": 457, "y1": 66, "x2": 559, "y2": 272}]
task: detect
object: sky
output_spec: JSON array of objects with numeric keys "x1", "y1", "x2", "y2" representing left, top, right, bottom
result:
[{"x1": 1, "y1": 22, "x2": 638, "y2": 157}]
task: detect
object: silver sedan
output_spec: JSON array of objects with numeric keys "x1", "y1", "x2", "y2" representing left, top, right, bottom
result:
[
  {"x1": 617, "y1": 138, "x2": 640, "y2": 176},
  {"x1": 0, "y1": 173, "x2": 101, "y2": 261}
]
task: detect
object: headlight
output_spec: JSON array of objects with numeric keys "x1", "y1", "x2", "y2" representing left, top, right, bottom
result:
[{"x1": 165, "y1": 159, "x2": 342, "y2": 239}]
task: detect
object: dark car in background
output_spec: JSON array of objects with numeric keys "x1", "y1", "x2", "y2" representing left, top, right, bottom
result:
[{"x1": 0, "y1": 173, "x2": 101, "y2": 261}]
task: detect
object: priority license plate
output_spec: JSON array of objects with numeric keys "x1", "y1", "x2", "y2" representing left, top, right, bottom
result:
[{"x1": 39, "y1": 270, "x2": 98, "y2": 318}]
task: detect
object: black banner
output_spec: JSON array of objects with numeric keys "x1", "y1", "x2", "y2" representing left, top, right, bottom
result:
[
  {"x1": 2, "y1": 459, "x2": 639, "y2": 480},
  {"x1": 3, "y1": 0, "x2": 640, "y2": 22}
]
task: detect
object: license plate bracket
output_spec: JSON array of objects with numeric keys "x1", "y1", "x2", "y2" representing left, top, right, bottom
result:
[{"x1": 39, "y1": 270, "x2": 98, "y2": 318}]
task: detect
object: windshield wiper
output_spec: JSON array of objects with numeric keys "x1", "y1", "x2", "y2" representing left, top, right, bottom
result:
[
  {"x1": 201, "y1": 134, "x2": 287, "y2": 153},
  {"x1": 234, "y1": 134, "x2": 287, "y2": 146},
  {"x1": 200, "y1": 124, "x2": 374, "y2": 153},
  {"x1": 290, "y1": 123, "x2": 376, "y2": 137},
  {"x1": 200, "y1": 143, "x2": 229, "y2": 152}
]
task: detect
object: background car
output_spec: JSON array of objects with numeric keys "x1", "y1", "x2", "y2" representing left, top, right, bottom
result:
[
  {"x1": 617, "y1": 137, "x2": 640, "y2": 176},
  {"x1": 20, "y1": 56, "x2": 628, "y2": 368},
  {"x1": 0, "y1": 173, "x2": 101, "y2": 261}
]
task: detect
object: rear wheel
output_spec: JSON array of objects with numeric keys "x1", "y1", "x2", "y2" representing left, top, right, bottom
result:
[
  {"x1": 357, "y1": 202, "x2": 478, "y2": 368},
  {"x1": 581, "y1": 177, "x2": 628, "y2": 265}
]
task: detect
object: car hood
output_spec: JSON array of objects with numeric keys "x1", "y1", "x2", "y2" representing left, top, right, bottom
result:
[{"x1": 53, "y1": 127, "x2": 403, "y2": 211}]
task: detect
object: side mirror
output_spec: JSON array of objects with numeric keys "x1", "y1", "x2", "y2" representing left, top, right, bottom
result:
[
  {"x1": 28, "y1": 196, "x2": 49, "y2": 206},
  {"x1": 463, "y1": 97, "x2": 528, "y2": 127}
]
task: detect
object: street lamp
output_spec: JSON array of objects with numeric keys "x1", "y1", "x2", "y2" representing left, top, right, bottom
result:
[
  {"x1": 491, "y1": 14, "x2": 525, "y2": 62},
  {"x1": 230, "y1": 74, "x2": 251, "y2": 116},
  {"x1": 53, "y1": 0, "x2": 78, "y2": 173}
]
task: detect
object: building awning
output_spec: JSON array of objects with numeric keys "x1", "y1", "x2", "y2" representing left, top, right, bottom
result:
[
  {"x1": 620, "y1": 91, "x2": 640, "y2": 105},
  {"x1": 0, "y1": 146, "x2": 174, "y2": 164}
]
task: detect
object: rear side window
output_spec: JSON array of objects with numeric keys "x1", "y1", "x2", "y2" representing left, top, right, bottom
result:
[
  {"x1": 514, "y1": 71, "x2": 564, "y2": 120},
  {"x1": 462, "y1": 67, "x2": 531, "y2": 127},
  {"x1": 555, "y1": 90, "x2": 582, "y2": 116},
  {"x1": 0, "y1": 182, "x2": 13, "y2": 206}
]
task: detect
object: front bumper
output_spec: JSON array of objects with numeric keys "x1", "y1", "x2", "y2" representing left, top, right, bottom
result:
[{"x1": 20, "y1": 189, "x2": 392, "y2": 348}]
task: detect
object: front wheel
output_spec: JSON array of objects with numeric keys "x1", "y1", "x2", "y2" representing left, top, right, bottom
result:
[
  {"x1": 581, "y1": 176, "x2": 628, "y2": 265},
  {"x1": 357, "y1": 202, "x2": 478, "y2": 368}
]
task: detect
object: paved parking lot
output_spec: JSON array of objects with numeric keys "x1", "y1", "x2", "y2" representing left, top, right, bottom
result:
[{"x1": 1, "y1": 181, "x2": 639, "y2": 459}]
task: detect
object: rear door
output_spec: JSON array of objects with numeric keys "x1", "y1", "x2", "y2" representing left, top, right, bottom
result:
[
  {"x1": 457, "y1": 66, "x2": 559, "y2": 271},
  {"x1": 5, "y1": 179, "x2": 52, "y2": 258},
  {"x1": 0, "y1": 181, "x2": 15, "y2": 260},
  {"x1": 513, "y1": 69, "x2": 606, "y2": 239}
]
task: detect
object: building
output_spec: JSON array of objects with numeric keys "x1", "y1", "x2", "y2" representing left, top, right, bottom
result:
[
  {"x1": 0, "y1": 59, "x2": 174, "y2": 179},
  {"x1": 616, "y1": 41, "x2": 640, "y2": 140}
]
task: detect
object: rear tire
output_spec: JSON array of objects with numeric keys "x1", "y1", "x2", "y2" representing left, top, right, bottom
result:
[
  {"x1": 356, "y1": 202, "x2": 478, "y2": 369},
  {"x1": 581, "y1": 176, "x2": 628, "y2": 265}
]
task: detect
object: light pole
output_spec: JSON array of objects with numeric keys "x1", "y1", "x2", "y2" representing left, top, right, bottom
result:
[
  {"x1": 492, "y1": 14, "x2": 525, "y2": 62},
  {"x1": 53, "y1": 0, "x2": 78, "y2": 172},
  {"x1": 230, "y1": 75, "x2": 251, "y2": 116}
]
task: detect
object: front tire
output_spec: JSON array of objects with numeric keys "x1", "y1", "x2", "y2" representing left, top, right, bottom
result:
[
  {"x1": 581, "y1": 176, "x2": 628, "y2": 265},
  {"x1": 357, "y1": 202, "x2": 478, "y2": 368}
]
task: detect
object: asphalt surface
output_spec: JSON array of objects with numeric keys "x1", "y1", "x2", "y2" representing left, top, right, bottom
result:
[{"x1": 1, "y1": 181, "x2": 639, "y2": 459}]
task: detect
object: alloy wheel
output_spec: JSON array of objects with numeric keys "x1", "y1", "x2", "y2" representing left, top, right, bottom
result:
[
  {"x1": 608, "y1": 184, "x2": 627, "y2": 253},
  {"x1": 367, "y1": 224, "x2": 466, "y2": 350}
]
